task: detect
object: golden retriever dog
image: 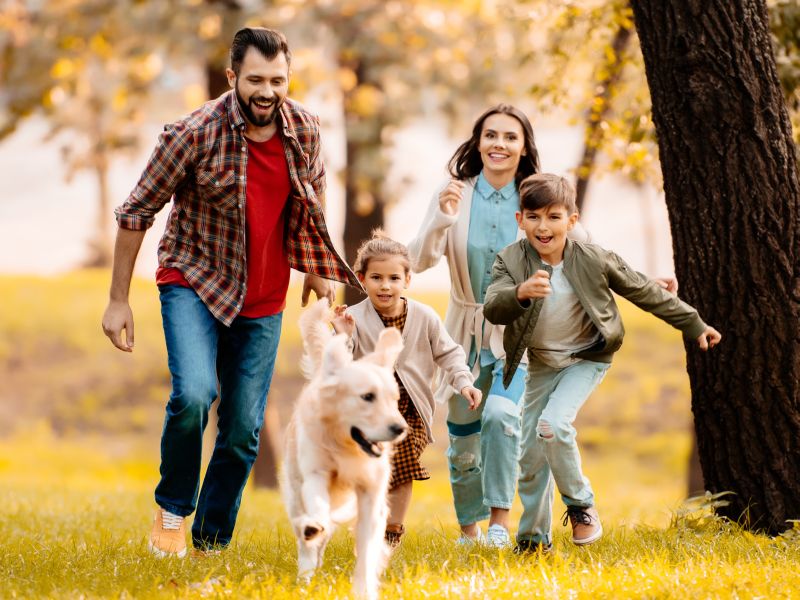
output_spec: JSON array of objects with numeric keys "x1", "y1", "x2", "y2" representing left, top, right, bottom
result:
[{"x1": 281, "y1": 298, "x2": 407, "y2": 600}]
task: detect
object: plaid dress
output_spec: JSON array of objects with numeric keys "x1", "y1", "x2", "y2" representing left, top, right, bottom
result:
[{"x1": 378, "y1": 302, "x2": 431, "y2": 490}]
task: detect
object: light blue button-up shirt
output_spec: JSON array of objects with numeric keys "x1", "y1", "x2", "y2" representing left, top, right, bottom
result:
[{"x1": 467, "y1": 172, "x2": 520, "y2": 365}]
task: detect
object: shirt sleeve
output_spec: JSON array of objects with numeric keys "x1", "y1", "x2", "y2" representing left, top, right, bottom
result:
[
  {"x1": 484, "y1": 253, "x2": 530, "y2": 325},
  {"x1": 606, "y1": 250, "x2": 707, "y2": 338},
  {"x1": 428, "y1": 308, "x2": 473, "y2": 392},
  {"x1": 407, "y1": 181, "x2": 458, "y2": 273},
  {"x1": 114, "y1": 122, "x2": 197, "y2": 230},
  {"x1": 307, "y1": 116, "x2": 326, "y2": 200}
]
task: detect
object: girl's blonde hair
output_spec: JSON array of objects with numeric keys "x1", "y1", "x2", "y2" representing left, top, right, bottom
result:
[{"x1": 353, "y1": 229, "x2": 411, "y2": 275}]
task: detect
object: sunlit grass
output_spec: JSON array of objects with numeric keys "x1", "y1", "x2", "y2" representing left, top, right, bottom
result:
[
  {"x1": 2, "y1": 430, "x2": 800, "y2": 599},
  {"x1": 4, "y1": 272, "x2": 798, "y2": 597}
]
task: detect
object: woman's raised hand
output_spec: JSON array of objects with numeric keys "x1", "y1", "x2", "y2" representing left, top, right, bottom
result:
[{"x1": 438, "y1": 180, "x2": 465, "y2": 216}]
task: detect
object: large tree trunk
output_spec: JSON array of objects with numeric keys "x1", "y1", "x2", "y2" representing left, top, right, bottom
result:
[{"x1": 631, "y1": 0, "x2": 800, "y2": 533}]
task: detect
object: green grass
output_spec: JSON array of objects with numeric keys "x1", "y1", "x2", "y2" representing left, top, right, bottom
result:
[
  {"x1": 2, "y1": 431, "x2": 800, "y2": 599},
  {"x1": 4, "y1": 271, "x2": 799, "y2": 597}
]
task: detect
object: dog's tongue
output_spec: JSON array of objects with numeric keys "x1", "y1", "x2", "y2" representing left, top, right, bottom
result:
[{"x1": 350, "y1": 427, "x2": 383, "y2": 458}]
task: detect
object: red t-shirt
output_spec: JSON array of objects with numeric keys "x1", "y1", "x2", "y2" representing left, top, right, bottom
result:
[{"x1": 156, "y1": 134, "x2": 291, "y2": 318}]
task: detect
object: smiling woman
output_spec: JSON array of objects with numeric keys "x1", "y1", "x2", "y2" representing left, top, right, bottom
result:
[{"x1": 408, "y1": 104, "x2": 591, "y2": 549}]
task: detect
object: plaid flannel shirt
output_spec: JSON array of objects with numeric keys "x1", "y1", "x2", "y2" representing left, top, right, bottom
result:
[{"x1": 115, "y1": 91, "x2": 360, "y2": 326}]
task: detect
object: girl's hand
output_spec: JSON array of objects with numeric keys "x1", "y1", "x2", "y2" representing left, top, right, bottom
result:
[
  {"x1": 696, "y1": 326, "x2": 721, "y2": 350},
  {"x1": 461, "y1": 386, "x2": 483, "y2": 410},
  {"x1": 331, "y1": 305, "x2": 355, "y2": 336},
  {"x1": 438, "y1": 180, "x2": 465, "y2": 216},
  {"x1": 517, "y1": 270, "x2": 552, "y2": 301}
]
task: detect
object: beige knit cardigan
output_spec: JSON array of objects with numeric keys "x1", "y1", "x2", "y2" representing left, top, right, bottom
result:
[{"x1": 347, "y1": 297, "x2": 473, "y2": 442}]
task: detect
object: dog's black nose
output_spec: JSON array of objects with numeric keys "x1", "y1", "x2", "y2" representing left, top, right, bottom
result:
[{"x1": 390, "y1": 423, "x2": 407, "y2": 437}]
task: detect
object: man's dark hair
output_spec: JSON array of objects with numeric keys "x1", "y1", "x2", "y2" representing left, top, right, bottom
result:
[
  {"x1": 519, "y1": 173, "x2": 578, "y2": 214},
  {"x1": 447, "y1": 104, "x2": 540, "y2": 187},
  {"x1": 230, "y1": 27, "x2": 291, "y2": 75}
]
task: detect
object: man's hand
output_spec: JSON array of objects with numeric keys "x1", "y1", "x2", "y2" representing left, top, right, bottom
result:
[
  {"x1": 461, "y1": 386, "x2": 483, "y2": 410},
  {"x1": 301, "y1": 273, "x2": 335, "y2": 306},
  {"x1": 331, "y1": 305, "x2": 355, "y2": 336},
  {"x1": 517, "y1": 269, "x2": 552, "y2": 301},
  {"x1": 439, "y1": 180, "x2": 465, "y2": 216},
  {"x1": 696, "y1": 326, "x2": 722, "y2": 351},
  {"x1": 102, "y1": 300, "x2": 135, "y2": 352}
]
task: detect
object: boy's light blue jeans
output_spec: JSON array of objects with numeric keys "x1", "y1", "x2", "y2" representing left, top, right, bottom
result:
[
  {"x1": 447, "y1": 358, "x2": 527, "y2": 525},
  {"x1": 516, "y1": 357, "x2": 610, "y2": 545},
  {"x1": 155, "y1": 285, "x2": 281, "y2": 549}
]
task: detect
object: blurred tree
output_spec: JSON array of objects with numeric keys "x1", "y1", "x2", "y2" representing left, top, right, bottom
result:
[
  {"x1": 770, "y1": 0, "x2": 800, "y2": 147},
  {"x1": 513, "y1": 0, "x2": 660, "y2": 207},
  {"x1": 0, "y1": 0, "x2": 243, "y2": 266},
  {"x1": 632, "y1": 0, "x2": 800, "y2": 534},
  {"x1": 516, "y1": 0, "x2": 799, "y2": 206}
]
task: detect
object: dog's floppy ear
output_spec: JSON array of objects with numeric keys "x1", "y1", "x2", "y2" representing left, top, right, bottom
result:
[
  {"x1": 321, "y1": 333, "x2": 353, "y2": 379},
  {"x1": 367, "y1": 327, "x2": 403, "y2": 369}
]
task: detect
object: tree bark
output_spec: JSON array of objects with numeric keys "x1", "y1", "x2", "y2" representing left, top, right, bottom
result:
[
  {"x1": 631, "y1": 0, "x2": 800, "y2": 533},
  {"x1": 687, "y1": 428, "x2": 705, "y2": 497}
]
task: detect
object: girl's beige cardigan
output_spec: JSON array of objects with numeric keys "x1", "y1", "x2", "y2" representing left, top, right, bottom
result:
[{"x1": 348, "y1": 298, "x2": 473, "y2": 442}]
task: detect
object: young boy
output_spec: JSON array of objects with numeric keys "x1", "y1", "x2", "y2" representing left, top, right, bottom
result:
[{"x1": 483, "y1": 173, "x2": 721, "y2": 552}]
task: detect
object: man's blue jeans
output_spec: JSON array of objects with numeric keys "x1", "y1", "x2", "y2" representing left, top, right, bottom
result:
[{"x1": 155, "y1": 285, "x2": 281, "y2": 549}]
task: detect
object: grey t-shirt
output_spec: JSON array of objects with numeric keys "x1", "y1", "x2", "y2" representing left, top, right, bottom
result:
[{"x1": 529, "y1": 262, "x2": 601, "y2": 369}]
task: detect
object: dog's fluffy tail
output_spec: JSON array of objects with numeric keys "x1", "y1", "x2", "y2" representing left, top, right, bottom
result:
[{"x1": 298, "y1": 298, "x2": 334, "y2": 380}]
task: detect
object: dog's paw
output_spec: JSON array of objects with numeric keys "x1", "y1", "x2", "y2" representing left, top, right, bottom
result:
[
  {"x1": 304, "y1": 523, "x2": 323, "y2": 540},
  {"x1": 296, "y1": 515, "x2": 327, "y2": 541}
]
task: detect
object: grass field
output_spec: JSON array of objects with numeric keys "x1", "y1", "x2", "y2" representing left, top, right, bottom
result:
[
  {"x1": 2, "y1": 272, "x2": 799, "y2": 598},
  {"x1": 2, "y1": 429, "x2": 800, "y2": 599}
]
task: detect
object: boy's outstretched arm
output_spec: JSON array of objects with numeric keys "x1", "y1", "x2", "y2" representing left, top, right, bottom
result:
[{"x1": 696, "y1": 325, "x2": 722, "y2": 350}]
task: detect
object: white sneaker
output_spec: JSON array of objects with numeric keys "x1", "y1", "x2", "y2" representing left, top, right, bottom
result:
[
  {"x1": 485, "y1": 524, "x2": 512, "y2": 548},
  {"x1": 456, "y1": 527, "x2": 485, "y2": 546}
]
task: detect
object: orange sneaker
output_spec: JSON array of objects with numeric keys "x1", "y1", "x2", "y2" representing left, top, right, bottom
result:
[
  {"x1": 148, "y1": 507, "x2": 187, "y2": 557},
  {"x1": 563, "y1": 506, "x2": 603, "y2": 545}
]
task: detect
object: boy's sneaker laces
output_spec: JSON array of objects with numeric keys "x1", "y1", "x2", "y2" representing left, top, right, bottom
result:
[{"x1": 562, "y1": 506, "x2": 593, "y2": 527}]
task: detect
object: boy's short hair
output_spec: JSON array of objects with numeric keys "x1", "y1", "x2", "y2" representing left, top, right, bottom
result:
[{"x1": 518, "y1": 173, "x2": 578, "y2": 214}]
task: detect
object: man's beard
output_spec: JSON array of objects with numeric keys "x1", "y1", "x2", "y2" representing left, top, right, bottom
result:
[{"x1": 235, "y1": 85, "x2": 281, "y2": 127}]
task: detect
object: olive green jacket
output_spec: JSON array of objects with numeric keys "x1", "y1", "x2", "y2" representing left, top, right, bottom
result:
[{"x1": 483, "y1": 238, "x2": 708, "y2": 388}]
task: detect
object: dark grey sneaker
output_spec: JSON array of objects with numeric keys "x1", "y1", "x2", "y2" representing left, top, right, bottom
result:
[{"x1": 513, "y1": 538, "x2": 553, "y2": 555}]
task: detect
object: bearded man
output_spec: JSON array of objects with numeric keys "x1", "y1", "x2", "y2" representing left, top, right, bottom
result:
[{"x1": 101, "y1": 27, "x2": 359, "y2": 556}]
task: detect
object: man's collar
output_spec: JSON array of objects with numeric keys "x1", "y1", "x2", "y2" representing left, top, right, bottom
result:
[
  {"x1": 226, "y1": 90, "x2": 245, "y2": 130},
  {"x1": 279, "y1": 101, "x2": 297, "y2": 140}
]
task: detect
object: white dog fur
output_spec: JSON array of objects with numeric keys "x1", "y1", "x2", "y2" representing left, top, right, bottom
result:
[{"x1": 280, "y1": 298, "x2": 407, "y2": 599}]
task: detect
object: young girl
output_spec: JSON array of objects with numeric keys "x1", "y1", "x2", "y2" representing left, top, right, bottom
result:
[{"x1": 332, "y1": 231, "x2": 483, "y2": 548}]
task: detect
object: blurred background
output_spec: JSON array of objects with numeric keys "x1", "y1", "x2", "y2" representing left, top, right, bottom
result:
[{"x1": 1, "y1": 0, "x2": 798, "y2": 528}]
